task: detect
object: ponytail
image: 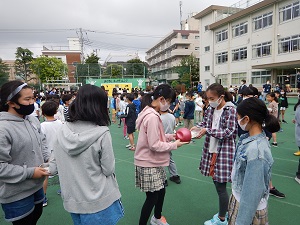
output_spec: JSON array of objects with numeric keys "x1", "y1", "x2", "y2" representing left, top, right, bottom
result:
[
  {"x1": 224, "y1": 91, "x2": 233, "y2": 102},
  {"x1": 264, "y1": 114, "x2": 280, "y2": 133},
  {"x1": 140, "y1": 92, "x2": 153, "y2": 111}
]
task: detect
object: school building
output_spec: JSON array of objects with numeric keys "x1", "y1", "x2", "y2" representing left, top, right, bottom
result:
[{"x1": 194, "y1": 0, "x2": 300, "y2": 90}]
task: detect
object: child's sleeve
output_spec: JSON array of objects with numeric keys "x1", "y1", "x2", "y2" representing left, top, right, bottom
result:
[
  {"x1": 206, "y1": 108, "x2": 237, "y2": 140},
  {"x1": 99, "y1": 131, "x2": 115, "y2": 177}
]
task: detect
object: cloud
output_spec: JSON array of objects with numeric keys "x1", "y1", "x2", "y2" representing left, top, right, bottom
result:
[{"x1": 0, "y1": 0, "x2": 237, "y2": 60}]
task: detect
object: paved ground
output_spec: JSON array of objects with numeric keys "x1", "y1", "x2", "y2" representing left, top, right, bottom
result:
[{"x1": 1, "y1": 98, "x2": 299, "y2": 225}]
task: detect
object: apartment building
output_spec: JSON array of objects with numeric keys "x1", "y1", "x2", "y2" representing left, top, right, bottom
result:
[
  {"x1": 42, "y1": 38, "x2": 81, "y2": 83},
  {"x1": 146, "y1": 16, "x2": 200, "y2": 84},
  {"x1": 194, "y1": 0, "x2": 300, "y2": 90}
]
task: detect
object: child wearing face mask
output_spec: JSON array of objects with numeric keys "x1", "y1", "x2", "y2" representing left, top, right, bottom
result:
[
  {"x1": 191, "y1": 83, "x2": 237, "y2": 225},
  {"x1": 0, "y1": 81, "x2": 50, "y2": 225},
  {"x1": 135, "y1": 84, "x2": 187, "y2": 225},
  {"x1": 229, "y1": 97, "x2": 280, "y2": 225}
]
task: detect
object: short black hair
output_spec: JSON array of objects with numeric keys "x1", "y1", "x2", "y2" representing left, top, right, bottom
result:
[
  {"x1": 126, "y1": 93, "x2": 134, "y2": 102},
  {"x1": 242, "y1": 86, "x2": 259, "y2": 96},
  {"x1": 42, "y1": 101, "x2": 58, "y2": 116},
  {"x1": 61, "y1": 94, "x2": 72, "y2": 104},
  {"x1": 68, "y1": 84, "x2": 110, "y2": 126}
]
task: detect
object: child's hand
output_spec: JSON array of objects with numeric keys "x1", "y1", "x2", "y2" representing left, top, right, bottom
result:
[
  {"x1": 292, "y1": 119, "x2": 296, "y2": 124},
  {"x1": 175, "y1": 139, "x2": 189, "y2": 147},
  {"x1": 32, "y1": 167, "x2": 50, "y2": 179},
  {"x1": 197, "y1": 128, "x2": 207, "y2": 138}
]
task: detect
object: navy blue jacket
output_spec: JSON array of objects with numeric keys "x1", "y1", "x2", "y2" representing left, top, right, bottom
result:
[{"x1": 183, "y1": 100, "x2": 195, "y2": 119}]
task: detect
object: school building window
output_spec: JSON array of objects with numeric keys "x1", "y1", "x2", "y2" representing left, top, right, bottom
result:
[
  {"x1": 216, "y1": 29, "x2": 228, "y2": 42},
  {"x1": 232, "y1": 47, "x2": 247, "y2": 61},
  {"x1": 182, "y1": 35, "x2": 188, "y2": 39},
  {"x1": 205, "y1": 66, "x2": 210, "y2": 71},
  {"x1": 231, "y1": 72, "x2": 247, "y2": 85},
  {"x1": 195, "y1": 47, "x2": 200, "y2": 50},
  {"x1": 204, "y1": 46, "x2": 210, "y2": 52},
  {"x1": 217, "y1": 74, "x2": 229, "y2": 86},
  {"x1": 251, "y1": 71, "x2": 271, "y2": 84},
  {"x1": 195, "y1": 35, "x2": 200, "y2": 39},
  {"x1": 232, "y1": 22, "x2": 248, "y2": 37},
  {"x1": 279, "y1": 1, "x2": 300, "y2": 23},
  {"x1": 253, "y1": 12, "x2": 273, "y2": 30},
  {"x1": 278, "y1": 34, "x2": 300, "y2": 53},
  {"x1": 252, "y1": 41, "x2": 272, "y2": 58},
  {"x1": 216, "y1": 52, "x2": 228, "y2": 64}
]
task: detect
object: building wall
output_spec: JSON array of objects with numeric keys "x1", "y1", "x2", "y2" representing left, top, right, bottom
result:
[
  {"x1": 197, "y1": 0, "x2": 300, "y2": 90},
  {"x1": 146, "y1": 30, "x2": 200, "y2": 83}
]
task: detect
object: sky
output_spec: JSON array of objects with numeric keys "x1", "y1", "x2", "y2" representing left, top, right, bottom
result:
[{"x1": 0, "y1": 0, "x2": 238, "y2": 62}]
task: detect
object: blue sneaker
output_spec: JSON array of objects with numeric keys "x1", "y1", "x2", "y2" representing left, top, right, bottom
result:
[
  {"x1": 57, "y1": 189, "x2": 61, "y2": 195},
  {"x1": 43, "y1": 196, "x2": 48, "y2": 207},
  {"x1": 204, "y1": 213, "x2": 228, "y2": 225}
]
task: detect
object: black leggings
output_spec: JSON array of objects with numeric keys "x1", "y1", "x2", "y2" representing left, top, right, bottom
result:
[
  {"x1": 139, "y1": 188, "x2": 166, "y2": 225},
  {"x1": 213, "y1": 181, "x2": 229, "y2": 218},
  {"x1": 12, "y1": 202, "x2": 43, "y2": 225}
]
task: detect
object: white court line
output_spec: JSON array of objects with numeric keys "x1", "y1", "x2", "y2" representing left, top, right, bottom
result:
[
  {"x1": 273, "y1": 157, "x2": 299, "y2": 163},
  {"x1": 114, "y1": 157, "x2": 300, "y2": 208}
]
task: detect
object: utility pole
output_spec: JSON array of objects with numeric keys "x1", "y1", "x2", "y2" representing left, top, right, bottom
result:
[
  {"x1": 79, "y1": 28, "x2": 84, "y2": 63},
  {"x1": 179, "y1": 1, "x2": 182, "y2": 30}
]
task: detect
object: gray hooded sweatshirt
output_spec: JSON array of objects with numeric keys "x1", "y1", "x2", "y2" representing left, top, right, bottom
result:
[
  {"x1": 0, "y1": 112, "x2": 49, "y2": 204},
  {"x1": 49, "y1": 121, "x2": 121, "y2": 214}
]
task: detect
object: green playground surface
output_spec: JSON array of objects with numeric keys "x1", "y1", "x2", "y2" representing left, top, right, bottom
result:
[{"x1": 1, "y1": 98, "x2": 300, "y2": 225}]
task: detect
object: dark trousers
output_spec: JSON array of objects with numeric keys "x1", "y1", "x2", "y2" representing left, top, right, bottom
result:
[
  {"x1": 12, "y1": 202, "x2": 43, "y2": 225},
  {"x1": 139, "y1": 188, "x2": 166, "y2": 225},
  {"x1": 214, "y1": 181, "x2": 229, "y2": 218}
]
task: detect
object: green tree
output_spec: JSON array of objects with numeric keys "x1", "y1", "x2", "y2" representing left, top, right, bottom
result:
[
  {"x1": 124, "y1": 58, "x2": 145, "y2": 76},
  {"x1": 31, "y1": 56, "x2": 67, "y2": 82},
  {"x1": 0, "y1": 58, "x2": 9, "y2": 86},
  {"x1": 76, "y1": 53, "x2": 101, "y2": 78},
  {"x1": 14, "y1": 47, "x2": 34, "y2": 82},
  {"x1": 174, "y1": 54, "x2": 199, "y2": 87},
  {"x1": 85, "y1": 52, "x2": 99, "y2": 64},
  {"x1": 171, "y1": 80, "x2": 179, "y2": 88},
  {"x1": 105, "y1": 64, "x2": 122, "y2": 78}
]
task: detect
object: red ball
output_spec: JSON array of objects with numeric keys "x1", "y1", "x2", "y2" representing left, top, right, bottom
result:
[{"x1": 176, "y1": 128, "x2": 192, "y2": 142}]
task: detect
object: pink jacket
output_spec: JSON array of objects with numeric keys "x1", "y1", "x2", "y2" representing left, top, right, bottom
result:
[{"x1": 134, "y1": 106, "x2": 177, "y2": 167}]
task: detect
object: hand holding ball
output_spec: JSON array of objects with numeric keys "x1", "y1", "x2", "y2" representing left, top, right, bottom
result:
[{"x1": 175, "y1": 128, "x2": 192, "y2": 142}]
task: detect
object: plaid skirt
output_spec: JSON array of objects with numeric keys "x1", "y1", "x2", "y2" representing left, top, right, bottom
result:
[
  {"x1": 228, "y1": 194, "x2": 269, "y2": 225},
  {"x1": 135, "y1": 166, "x2": 166, "y2": 192}
]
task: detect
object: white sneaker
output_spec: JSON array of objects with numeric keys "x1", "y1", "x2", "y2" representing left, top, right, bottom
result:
[
  {"x1": 150, "y1": 215, "x2": 169, "y2": 225},
  {"x1": 125, "y1": 144, "x2": 131, "y2": 148},
  {"x1": 295, "y1": 177, "x2": 300, "y2": 185},
  {"x1": 204, "y1": 213, "x2": 228, "y2": 225}
]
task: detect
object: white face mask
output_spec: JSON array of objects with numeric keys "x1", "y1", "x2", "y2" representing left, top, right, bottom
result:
[
  {"x1": 280, "y1": 92, "x2": 284, "y2": 95},
  {"x1": 160, "y1": 100, "x2": 170, "y2": 111},
  {"x1": 238, "y1": 116, "x2": 248, "y2": 131},
  {"x1": 209, "y1": 96, "x2": 222, "y2": 108}
]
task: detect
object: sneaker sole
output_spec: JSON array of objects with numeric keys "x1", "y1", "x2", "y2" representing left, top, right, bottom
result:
[{"x1": 269, "y1": 193, "x2": 285, "y2": 198}]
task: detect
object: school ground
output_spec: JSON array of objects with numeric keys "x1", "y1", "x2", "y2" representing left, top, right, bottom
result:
[{"x1": 1, "y1": 99, "x2": 300, "y2": 225}]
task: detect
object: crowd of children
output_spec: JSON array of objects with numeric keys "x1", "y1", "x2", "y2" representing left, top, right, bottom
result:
[{"x1": 0, "y1": 80, "x2": 299, "y2": 225}]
